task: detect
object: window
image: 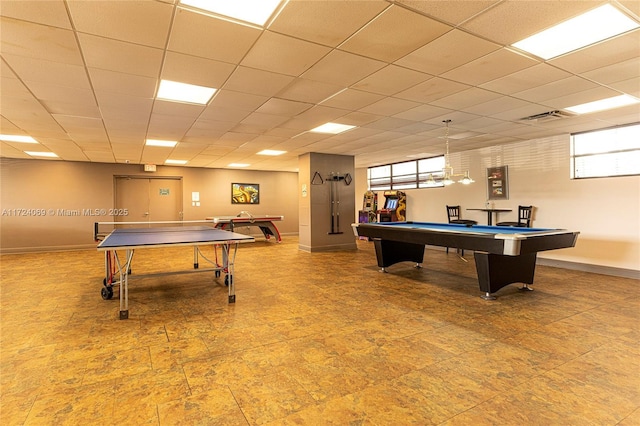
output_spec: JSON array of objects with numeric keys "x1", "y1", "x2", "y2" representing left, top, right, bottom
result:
[
  {"x1": 391, "y1": 161, "x2": 417, "y2": 189},
  {"x1": 418, "y1": 156, "x2": 445, "y2": 188},
  {"x1": 571, "y1": 123, "x2": 640, "y2": 179},
  {"x1": 368, "y1": 156, "x2": 445, "y2": 190},
  {"x1": 368, "y1": 165, "x2": 391, "y2": 190}
]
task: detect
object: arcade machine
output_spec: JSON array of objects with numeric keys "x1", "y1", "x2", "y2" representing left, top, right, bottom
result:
[
  {"x1": 378, "y1": 190, "x2": 406, "y2": 222},
  {"x1": 358, "y1": 190, "x2": 378, "y2": 223}
]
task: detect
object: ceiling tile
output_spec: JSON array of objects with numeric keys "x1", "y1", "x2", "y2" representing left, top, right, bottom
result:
[
  {"x1": 222, "y1": 66, "x2": 295, "y2": 97},
  {"x1": 513, "y1": 76, "x2": 600, "y2": 103},
  {"x1": 82, "y1": 150, "x2": 115, "y2": 162},
  {"x1": 609, "y1": 77, "x2": 640, "y2": 97},
  {"x1": 365, "y1": 117, "x2": 416, "y2": 131},
  {"x1": 301, "y1": 50, "x2": 386, "y2": 87},
  {"x1": 276, "y1": 78, "x2": 345, "y2": 104},
  {"x1": 544, "y1": 86, "x2": 623, "y2": 110},
  {"x1": 441, "y1": 48, "x2": 538, "y2": 86},
  {"x1": 161, "y1": 52, "x2": 236, "y2": 89},
  {"x1": 320, "y1": 89, "x2": 384, "y2": 110},
  {"x1": 27, "y1": 82, "x2": 97, "y2": 108},
  {"x1": 168, "y1": 8, "x2": 261, "y2": 63},
  {"x1": 395, "y1": 77, "x2": 469, "y2": 103},
  {"x1": 431, "y1": 87, "x2": 502, "y2": 110},
  {"x1": 3, "y1": 53, "x2": 91, "y2": 90},
  {"x1": 210, "y1": 90, "x2": 269, "y2": 111},
  {"x1": 393, "y1": 104, "x2": 454, "y2": 122},
  {"x1": 199, "y1": 105, "x2": 251, "y2": 123},
  {"x1": 0, "y1": 0, "x2": 71, "y2": 29},
  {"x1": 147, "y1": 113, "x2": 197, "y2": 139},
  {"x1": 78, "y1": 33, "x2": 164, "y2": 78},
  {"x1": 88, "y1": 68, "x2": 157, "y2": 98},
  {"x1": 1, "y1": 0, "x2": 638, "y2": 171},
  {"x1": 461, "y1": 96, "x2": 533, "y2": 117},
  {"x1": 339, "y1": 5, "x2": 452, "y2": 62},
  {"x1": 480, "y1": 63, "x2": 572, "y2": 95},
  {"x1": 95, "y1": 93, "x2": 153, "y2": 119},
  {"x1": 240, "y1": 112, "x2": 290, "y2": 129},
  {"x1": 269, "y1": 0, "x2": 388, "y2": 47},
  {"x1": 255, "y1": 98, "x2": 313, "y2": 116},
  {"x1": 279, "y1": 105, "x2": 350, "y2": 131},
  {"x1": 549, "y1": 31, "x2": 640, "y2": 74},
  {"x1": 351, "y1": 65, "x2": 432, "y2": 96},
  {"x1": 461, "y1": 0, "x2": 603, "y2": 45},
  {"x1": 394, "y1": 0, "x2": 499, "y2": 26},
  {"x1": 583, "y1": 58, "x2": 640, "y2": 85},
  {"x1": 68, "y1": 0, "x2": 173, "y2": 48},
  {"x1": 184, "y1": 119, "x2": 235, "y2": 139},
  {"x1": 241, "y1": 31, "x2": 331, "y2": 77},
  {"x1": 52, "y1": 115, "x2": 103, "y2": 130},
  {"x1": 1, "y1": 17, "x2": 83, "y2": 65},
  {"x1": 152, "y1": 100, "x2": 205, "y2": 118},
  {"x1": 359, "y1": 97, "x2": 421, "y2": 116},
  {"x1": 41, "y1": 99, "x2": 100, "y2": 117},
  {"x1": 338, "y1": 112, "x2": 384, "y2": 127},
  {"x1": 395, "y1": 29, "x2": 500, "y2": 75}
]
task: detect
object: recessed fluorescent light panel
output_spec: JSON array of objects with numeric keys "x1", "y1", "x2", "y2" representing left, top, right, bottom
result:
[
  {"x1": 310, "y1": 123, "x2": 356, "y2": 134},
  {"x1": 146, "y1": 139, "x2": 178, "y2": 147},
  {"x1": 257, "y1": 149, "x2": 286, "y2": 156},
  {"x1": 179, "y1": 0, "x2": 283, "y2": 26},
  {"x1": 157, "y1": 80, "x2": 216, "y2": 105},
  {"x1": 25, "y1": 151, "x2": 58, "y2": 158},
  {"x1": 0, "y1": 135, "x2": 38, "y2": 143},
  {"x1": 228, "y1": 163, "x2": 250, "y2": 168},
  {"x1": 165, "y1": 159, "x2": 188, "y2": 165},
  {"x1": 512, "y1": 4, "x2": 640, "y2": 59},
  {"x1": 565, "y1": 95, "x2": 640, "y2": 114}
]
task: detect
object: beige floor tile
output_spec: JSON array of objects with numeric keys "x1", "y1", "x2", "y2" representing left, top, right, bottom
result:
[
  {"x1": 0, "y1": 238, "x2": 637, "y2": 425},
  {"x1": 157, "y1": 385, "x2": 246, "y2": 425},
  {"x1": 230, "y1": 371, "x2": 317, "y2": 424}
]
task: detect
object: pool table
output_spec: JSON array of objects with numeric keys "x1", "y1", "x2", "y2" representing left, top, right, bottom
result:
[{"x1": 352, "y1": 221, "x2": 579, "y2": 299}]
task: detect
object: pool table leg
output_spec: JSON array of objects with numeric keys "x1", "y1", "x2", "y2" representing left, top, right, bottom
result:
[
  {"x1": 474, "y1": 252, "x2": 537, "y2": 299},
  {"x1": 373, "y1": 239, "x2": 424, "y2": 271}
]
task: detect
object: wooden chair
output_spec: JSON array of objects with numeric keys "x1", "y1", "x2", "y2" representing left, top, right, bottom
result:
[
  {"x1": 497, "y1": 205, "x2": 532, "y2": 227},
  {"x1": 446, "y1": 205, "x2": 477, "y2": 226},
  {"x1": 446, "y1": 205, "x2": 477, "y2": 255}
]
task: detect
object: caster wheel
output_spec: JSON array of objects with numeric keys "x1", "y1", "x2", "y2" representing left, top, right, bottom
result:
[
  {"x1": 224, "y1": 275, "x2": 233, "y2": 286},
  {"x1": 215, "y1": 270, "x2": 221, "y2": 278},
  {"x1": 101, "y1": 287, "x2": 114, "y2": 300}
]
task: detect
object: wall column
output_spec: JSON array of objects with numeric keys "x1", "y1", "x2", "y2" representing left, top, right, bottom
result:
[{"x1": 298, "y1": 153, "x2": 357, "y2": 252}]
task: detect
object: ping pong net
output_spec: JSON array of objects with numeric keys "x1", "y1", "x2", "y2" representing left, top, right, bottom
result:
[{"x1": 94, "y1": 220, "x2": 217, "y2": 242}]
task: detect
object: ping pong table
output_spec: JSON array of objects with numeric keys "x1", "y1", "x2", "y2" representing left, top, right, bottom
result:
[
  {"x1": 96, "y1": 222, "x2": 254, "y2": 319},
  {"x1": 206, "y1": 211, "x2": 283, "y2": 242}
]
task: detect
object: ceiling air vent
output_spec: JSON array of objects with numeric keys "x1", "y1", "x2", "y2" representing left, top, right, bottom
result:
[{"x1": 521, "y1": 110, "x2": 574, "y2": 122}]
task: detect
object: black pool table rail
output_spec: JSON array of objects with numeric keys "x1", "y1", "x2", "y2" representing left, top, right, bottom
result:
[{"x1": 352, "y1": 222, "x2": 579, "y2": 300}]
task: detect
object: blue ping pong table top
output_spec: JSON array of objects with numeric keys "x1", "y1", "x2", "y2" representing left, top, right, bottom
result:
[{"x1": 97, "y1": 226, "x2": 254, "y2": 250}]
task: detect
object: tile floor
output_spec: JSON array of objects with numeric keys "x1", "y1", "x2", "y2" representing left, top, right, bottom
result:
[{"x1": 1, "y1": 237, "x2": 638, "y2": 425}]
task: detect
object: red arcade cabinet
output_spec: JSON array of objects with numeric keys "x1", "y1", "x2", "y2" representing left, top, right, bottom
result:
[{"x1": 378, "y1": 190, "x2": 406, "y2": 222}]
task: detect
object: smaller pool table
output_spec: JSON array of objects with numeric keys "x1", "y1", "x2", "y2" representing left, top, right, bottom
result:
[{"x1": 352, "y1": 221, "x2": 579, "y2": 299}]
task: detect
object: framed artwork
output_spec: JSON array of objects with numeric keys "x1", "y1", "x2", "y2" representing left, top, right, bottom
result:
[
  {"x1": 231, "y1": 183, "x2": 260, "y2": 204},
  {"x1": 487, "y1": 166, "x2": 509, "y2": 200}
]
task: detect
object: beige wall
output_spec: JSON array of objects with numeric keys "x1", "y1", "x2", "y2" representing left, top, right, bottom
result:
[
  {"x1": 354, "y1": 134, "x2": 640, "y2": 273},
  {"x1": 0, "y1": 158, "x2": 298, "y2": 253},
  {"x1": 3, "y1": 131, "x2": 640, "y2": 274}
]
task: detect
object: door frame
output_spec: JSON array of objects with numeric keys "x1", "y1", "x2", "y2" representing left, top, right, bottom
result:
[{"x1": 113, "y1": 175, "x2": 184, "y2": 222}]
